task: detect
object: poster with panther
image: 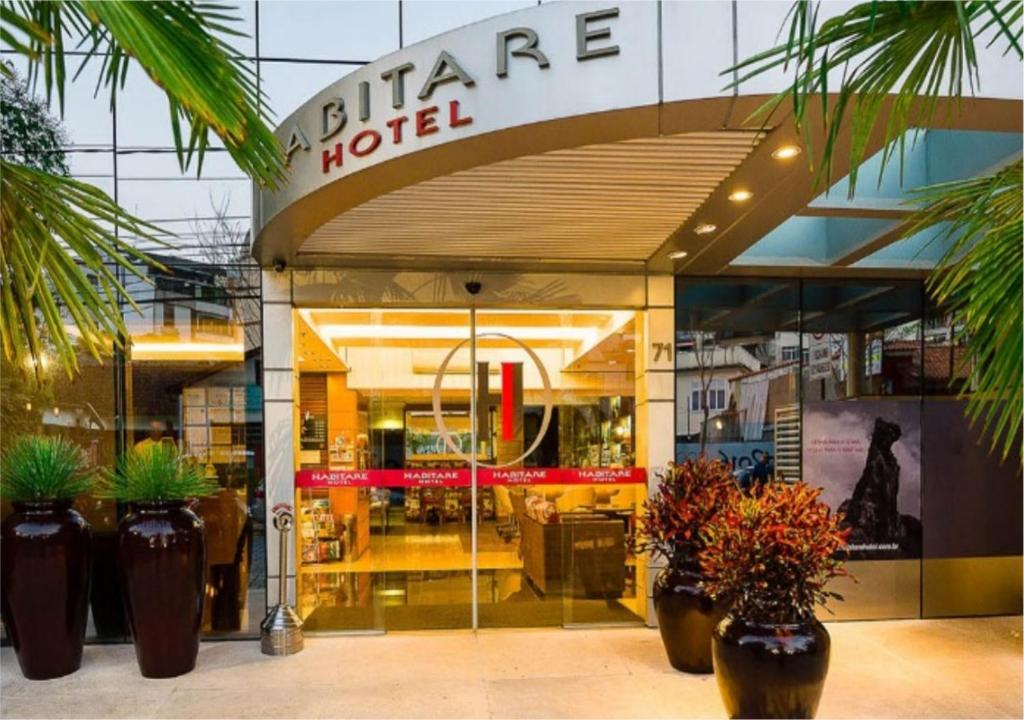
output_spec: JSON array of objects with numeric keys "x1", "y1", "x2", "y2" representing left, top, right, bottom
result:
[{"x1": 802, "y1": 399, "x2": 922, "y2": 560}]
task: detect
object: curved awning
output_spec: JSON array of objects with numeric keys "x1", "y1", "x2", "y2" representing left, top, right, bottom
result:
[{"x1": 253, "y1": 1, "x2": 1022, "y2": 275}]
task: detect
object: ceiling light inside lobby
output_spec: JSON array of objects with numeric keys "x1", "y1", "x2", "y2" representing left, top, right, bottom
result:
[
  {"x1": 668, "y1": 250, "x2": 688, "y2": 260},
  {"x1": 694, "y1": 223, "x2": 717, "y2": 235},
  {"x1": 771, "y1": 145, "x2": 802, "y2": 160},
  {"x1": 728, "y1": 189, "x2": 753, "y2": 203}
]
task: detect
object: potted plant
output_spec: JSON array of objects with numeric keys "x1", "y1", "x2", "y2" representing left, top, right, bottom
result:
[
  {"x1": 0, "y1": 435, "x2": 94, "y2": 679},
  {"x1": 101, "y1": 443, "x2": 218, "y2": 678},
  {"x1": 700, "y1": 482, "x2": 851, "y2": 719},
  {"x1": 635, "y1": 458, "x2": 734, "y2": 673}
]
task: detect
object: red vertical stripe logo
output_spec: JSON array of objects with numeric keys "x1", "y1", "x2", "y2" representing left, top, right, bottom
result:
[{"x1": 501, "y1": 362, "x2": 516, "y2": 441}]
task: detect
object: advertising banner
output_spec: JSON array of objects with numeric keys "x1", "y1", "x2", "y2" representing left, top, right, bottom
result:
[{"x1": 803, "y1": 400, "x2": 921, "y2": 559}]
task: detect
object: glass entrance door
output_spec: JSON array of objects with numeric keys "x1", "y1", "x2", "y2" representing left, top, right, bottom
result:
[
  {"x1": 293, "y1": 307, "x2": 645, "y2": 631},
  {"x1": 470, "y1": 310, "x2": 646, "y2": 628}
]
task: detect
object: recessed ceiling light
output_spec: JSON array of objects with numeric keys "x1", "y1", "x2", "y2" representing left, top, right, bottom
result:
[
  {"x1": 771, "y1": 145, "x2": 802, "y2": 160},
  {"x1": 728, "y1": 189, "x2": 753, "y2": 203},
  {"x1": 694, "y1": 223, "x2": 717, "y2": 235},
  {"x1": 668, "y1": 250, "x2": 688, "y2": 260}
]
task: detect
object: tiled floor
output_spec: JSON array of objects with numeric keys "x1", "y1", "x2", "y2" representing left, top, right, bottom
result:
[{"x1": 1, "y1": 616, "x2": 1021, "y2": 719}]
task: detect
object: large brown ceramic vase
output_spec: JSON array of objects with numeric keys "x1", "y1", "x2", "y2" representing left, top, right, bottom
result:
[
  {"x1": 118, "y1": 500, "x2": 206, "y2": 678},
  {"x1": 712, "y1": 614, "x2": 831, "y2": 719},
  {"x1": 1, "y1": 501, "x2": 92, "y2": 680},
  {"x1": 653, "y1": 564, "x2": 729, "y2": 673}
]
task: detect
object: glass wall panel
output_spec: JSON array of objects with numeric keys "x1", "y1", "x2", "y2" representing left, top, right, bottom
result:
[
  {"x1": 124, "y1": 260, "x2": 265, "y2": 636},
  {"x1": 674, "y1": 277, "x2": 926, "y2": 620},
  {"x1": 799, "y1": 279, "x2": 922, "y2": 619},
  {"x1": 675, "y1": 278, "x2": 800, "y2": 484},
  {"x1": 115, "y1": 62, "x2": 252, "y2": 149},
  {"x1": 0, "y1": 332, "x2": 120, "y2": 641},
  {"x1": 258, "y1": 1, "x2": 397, "y2": 61},
  {"x1": 401, "y1": 1, "x2": 536, "y2": 45},
  {"x1": 800, "y1": 280, "x2": 923, "y2": 402},
  {"x1": 257, "y1": 62, "x2": 357, "y2": 120}
]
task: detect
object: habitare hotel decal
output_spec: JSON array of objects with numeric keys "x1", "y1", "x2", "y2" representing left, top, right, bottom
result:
[
  {"x1": 295, "y1": 468, "x2": 647, "y2": 489},
  {"x1": 295, "y1": 329, "x2": 646, "y2": 490},
  {"x1": 281, "y1": 6, "x2": 624, "y2": 176}
]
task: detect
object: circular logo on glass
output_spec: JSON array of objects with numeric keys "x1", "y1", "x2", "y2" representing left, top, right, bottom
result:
[{"x1": 431, "y1": 332, "x2": 553, "y2": 468}]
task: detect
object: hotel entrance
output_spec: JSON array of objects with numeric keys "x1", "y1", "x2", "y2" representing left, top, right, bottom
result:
[{"x1": 291, "y1": 307, "x2": 647, "y2": 632}]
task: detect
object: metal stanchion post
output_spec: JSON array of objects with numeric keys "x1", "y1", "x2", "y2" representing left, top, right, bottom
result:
[{"x1": 260, "y1": 504, "x2": 304, "y2": 655}]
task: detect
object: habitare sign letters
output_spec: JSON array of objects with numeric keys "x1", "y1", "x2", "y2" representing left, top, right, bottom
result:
[{"x1": 281, "y1": 7, "x2": 622, "y2": 176}]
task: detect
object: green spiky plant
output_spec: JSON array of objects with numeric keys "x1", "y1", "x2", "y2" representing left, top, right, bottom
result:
[
  {"x1": 728, "y1": 0, "x2": 1023, "y2": 462},
  {"x1": 0, "y1": 435, "x2": 95, "y2": 502},
  {"x1": 1, "y1": 1, "x2": 284, "y2": 378},
  {"x1": 100, "y1": 444, "x2": 218, "y2": 503}
]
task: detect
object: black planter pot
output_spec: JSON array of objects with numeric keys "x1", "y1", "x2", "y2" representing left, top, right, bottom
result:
[
  {"x1": 0, "y1": 501, "x2": 92, "y2": 680},
  {"x1": 118, "y1": 500, "x2": 206, "y2": 678},
  {"x1": 653, "y1": 566, "x2": 728, "y2": 673},
  {"x1": 712, "y1": 614, "x2": 831, "y2": 719}
]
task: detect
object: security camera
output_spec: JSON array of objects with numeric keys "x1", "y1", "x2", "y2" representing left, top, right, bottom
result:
[
  {"x1": 464, "y1": 281, "x2": 482, "y2": 295},
  {"x1": 272, "y1": 258, "x2": 287, "y2": 273}
]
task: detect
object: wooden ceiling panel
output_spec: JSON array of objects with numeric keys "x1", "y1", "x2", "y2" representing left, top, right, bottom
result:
[{"x1": 300, "y1": 130, "x2": 763, "y2": 262}]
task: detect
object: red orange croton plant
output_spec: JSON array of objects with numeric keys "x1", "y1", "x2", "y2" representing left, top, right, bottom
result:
[
  {"x1": 634, "y1": 458, "x2": 735, "y2": 572},
  {"x1": 699, "y1": 482, "x2": 852, "y2": 624}
]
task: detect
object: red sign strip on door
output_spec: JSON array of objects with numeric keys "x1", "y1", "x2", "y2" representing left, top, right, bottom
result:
[{"x1": 294, "y1": 467, "x2": 646, "y2": 489}]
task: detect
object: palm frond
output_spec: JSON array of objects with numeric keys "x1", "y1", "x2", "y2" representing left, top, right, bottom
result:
[
  {"x1": 0, "y1": 158, "x2": 164, "y2": 375},
  {"x1": 2, "y1": 0, "x2": 284, "y2": 188},
  {"x1": 909, "y1": 160, "x2": 1024, "y2": 461},
  {"x1": 726, "y1": 0, "x2": 1024, "y2": 193}
]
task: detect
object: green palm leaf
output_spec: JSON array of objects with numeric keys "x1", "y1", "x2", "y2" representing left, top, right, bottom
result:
[
  {"x1": 727, "y1": 0, "x2": 1022, "y2": 193},
  {"x1": 909, "y1": 161, "x2": 1023, "y2": 461},
  {"x1": 728, "y1": 1, "x2": 1023, "y2": 462},
  {"x1": 0, "y1": 158, "x2": 164, "y2": 374},
  {"x1": 3, "y1": 0, "x2": 284, "y2": 187},
  {"x1": 0, "y1": 1, "x2": 287, "y2": 378}
]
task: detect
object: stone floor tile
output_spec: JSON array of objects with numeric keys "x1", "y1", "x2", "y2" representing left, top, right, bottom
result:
[{"x1": 1, "y1": 618, "x2": 1019, "y2": 720}]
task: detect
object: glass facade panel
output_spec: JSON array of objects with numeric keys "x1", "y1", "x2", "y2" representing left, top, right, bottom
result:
[
  {"x1": 0, "y1": 267, "x2": 265, "y2": 640},
  {"x1": 474, "y1": 310, "x2": 644, "y2": 628},
  {"x1": 116, "y1": 178, "x2": 251, "y2": 224},
  {"x1": 401, "y1": 1, "x2": 536, "y2": 46},
  {"x1": 675, "y1": 278, "x2": 800, "y2": 485},
  {"x1": 66, "y1": 149, "x2": 114, "y2": 182},
  {"x1": 0, "y1": 336, "x2": 120, "y2": 641},
  {"x1": 257, "y1": 62, "x2": 358, "y2": 120},
  {"x1": 675, "y1": 277, "x2": 930, "y2": 619},
  {"x1": 258, "y1": 1, "x2": 397, "y2": 61},
  {"x1": 124, "y1": 260, "x2": 265, "y2": 636}
]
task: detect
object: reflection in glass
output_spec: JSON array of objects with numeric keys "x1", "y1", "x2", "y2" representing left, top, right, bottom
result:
[
  {"x1": 293, "y1": 308, "x2": 646, "y2": 631},
  {"x1": 1, "y1": 341, "x2": 121, "y2": 641},
  {"x1": 675, "y1": 278, "x2": 800, "y2": 484},
  {"x1": 125, "y1": 258, "x2": 265, "y2": 636}
]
